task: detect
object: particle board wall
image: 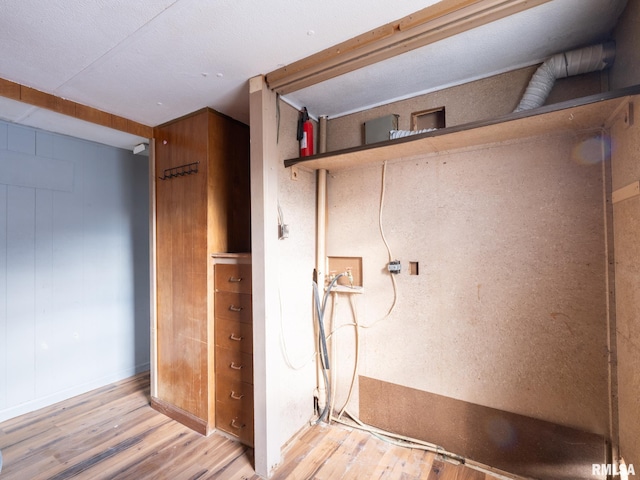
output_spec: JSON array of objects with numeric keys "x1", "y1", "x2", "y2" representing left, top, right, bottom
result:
[
  {"x1": 249, "y1": 79, "x2": 318, "y2": 476},
  {"x1": 273, "y1": 99, "x2": 319, "y2": 443},
  {"x1": 609, "y1": 22, "x2": 640, "y2": 466},
  {"x1": 325, "y1": 66, "x2": 604, "y2": 152},
  {"x1": 325, "y1": 131, "x2": 610, "y2": 436},
  {"x1": 610, "y1": 113, "x2": 640, "y2": 466},
  {"x1": 611, "y1": 0, "x2": 640, "y2": 91},
  {"x1": 0, "y1": 120, "x2": 150, "y2": 422}
]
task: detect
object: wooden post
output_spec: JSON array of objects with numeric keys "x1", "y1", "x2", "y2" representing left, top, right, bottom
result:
[{"x1": 249, "y1": 75, "x2": 281, "y2": 477}]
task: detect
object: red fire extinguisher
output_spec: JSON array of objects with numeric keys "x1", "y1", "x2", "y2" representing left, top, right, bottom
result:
[{"x1": 297, "y1": 107, "x2": 314, "y2": 157}]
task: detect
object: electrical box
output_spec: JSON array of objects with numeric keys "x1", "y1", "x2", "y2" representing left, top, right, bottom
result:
[
  {"x1": 327, "y1": 256, "x2": 363, "y2": 288},
  {"x1": 364, "y1": 114, "x2": 399, "y2": 145}
]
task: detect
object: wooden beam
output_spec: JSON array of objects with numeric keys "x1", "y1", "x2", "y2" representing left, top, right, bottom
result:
[
  {"x1": 0, "y1": 77, "x2": 21, "y2": 100},
  {"x1": 0, "y1": 76, "x2": 153, "y2": 138},
  {"x1": 266, "y1": 0, "x2": 552, "y2": 94}
]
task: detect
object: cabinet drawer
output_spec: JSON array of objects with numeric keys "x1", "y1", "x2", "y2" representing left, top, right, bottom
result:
[
  {"x1": 215, "y1": 291, "x2": 252, "y2": 324},
  {"x1": 215, "y1": 264, "x2": 252, "y2": 294},
  {"x1": 216, "y1": 375, "x2": 254, "y2": 410},
  {"x1": 215, "y1": 318, "x2": 253, "y2": 354},
  {"x1": 216, "y1": 347, "x2": 253, "y2": 384},
  {"x1": 216, "y1": 398, "x2": 253, "y2": 446}
]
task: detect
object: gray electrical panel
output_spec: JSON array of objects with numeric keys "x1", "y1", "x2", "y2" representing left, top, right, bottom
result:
[{"x1": 364, "y1": 114, "x2": 399, "y2": 145}]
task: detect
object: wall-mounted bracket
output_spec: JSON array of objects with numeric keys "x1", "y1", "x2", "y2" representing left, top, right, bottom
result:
[
  {"x1": 605, "y1": 100, "x2": 634, "y2": 129},
  {"x1": 612, "y1": 180, "x2": 640, "y2": 204}
]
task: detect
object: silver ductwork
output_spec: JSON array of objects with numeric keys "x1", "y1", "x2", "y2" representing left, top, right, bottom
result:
[{"x1": 514, "y1": 41, "x2": 616, "y2": 112}]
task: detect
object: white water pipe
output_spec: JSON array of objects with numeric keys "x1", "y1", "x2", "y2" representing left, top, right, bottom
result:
[
  {"x1": 514, "y1": 42, "x2": 615, "y2": 112},
  {"x1": 315, "y1": 116, "x2": 328, "y2": 413}
]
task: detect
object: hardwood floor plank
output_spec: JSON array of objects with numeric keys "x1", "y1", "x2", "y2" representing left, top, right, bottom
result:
[
  {"x1": 0, "y1": 373, "x2": 508, "y2": 480},
  {"x1": 1, "y1": 374, "x2": 148, "y2": 437},
  {"x1": 312, "y1": 428, "x2": 368, "y2": 479},
  {"x1": 339, "y1": 433, "x2": 390, "y2": 480},
  {"x1": 457, "y1": 466, "x2": 488, "y2": 480},
  {"x1": 270, "y1": 423, "x2": 350, "y2": 479},
  {"x1": 82, "y1": 424, "x2": 202, "y2": 479},
  {"x1": 369, "y1": 438, "x2": 410, "y2": 478},
  {"x1": 428, "y1": 459, "x2": 462, "y2": 480}
]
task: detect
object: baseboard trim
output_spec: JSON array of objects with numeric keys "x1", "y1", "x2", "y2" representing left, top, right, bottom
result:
[{"x1": 150, "y1": 396, "x2": 210, "y2": 436}]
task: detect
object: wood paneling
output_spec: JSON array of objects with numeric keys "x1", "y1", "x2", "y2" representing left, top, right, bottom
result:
[
  {"x1": 359, "y1": 376, "x2": 608, "y2": 480},
  {"x1": 153, "y1": 108, "x2": 250, "y2": 434}
]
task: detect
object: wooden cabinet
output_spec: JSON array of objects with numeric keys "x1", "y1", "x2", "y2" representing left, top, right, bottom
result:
[
  {"x1": 213, "y1": 254, "x2": 253, "y2": 446},
  {"x1": 152, "y1": 108, "x2": 250, "y2": 436}
]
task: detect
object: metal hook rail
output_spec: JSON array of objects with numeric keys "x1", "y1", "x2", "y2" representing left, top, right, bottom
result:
[{"x1": 159, "y1": 161, "x2": 199, "y2": 180}]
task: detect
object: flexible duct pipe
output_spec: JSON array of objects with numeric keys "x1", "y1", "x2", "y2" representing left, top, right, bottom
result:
[{"x1": 514, "y1": 42, "x2": 615, "y2": 112}]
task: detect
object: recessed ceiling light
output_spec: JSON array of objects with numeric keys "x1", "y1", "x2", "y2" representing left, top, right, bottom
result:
[
  {"x1": 157, "y1": 102, "x2": 163, "y2": 106},
  {"x1": 216, "y1": 73, "x2": 224, "y2": 78},
  {"x1": 307, "y1": 30, "x2": 315, "y2": 36}
]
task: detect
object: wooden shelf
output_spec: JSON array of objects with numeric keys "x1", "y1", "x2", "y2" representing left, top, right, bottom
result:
[{"x1": 284, "y1": 86, "x2": 640, "y2": 172}]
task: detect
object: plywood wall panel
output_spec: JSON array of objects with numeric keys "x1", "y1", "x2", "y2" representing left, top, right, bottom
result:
[
  {"x1": 610, "y1": 112, "x2": 640, "y2": 466},
  {"x1": 360, "y1": 376, "x2": 607, "y2": 480},
  {"x1": 326, "y1": 132, "x2": 609, "y2": 435},
  {"x1": 611, "y1": 0, "x2": 640, "y2": 90}
]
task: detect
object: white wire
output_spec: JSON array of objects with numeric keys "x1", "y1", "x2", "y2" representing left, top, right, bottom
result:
[
  {"x1": 277, "y1": 200, "x2": 284, "y2": 226},
  {"x1": 356, "y1": 160, "x2": 398, "y2": 329},
  {"x1": 379, "y1": 160, "x2": 393, "y2": 262},
  {"x1": 379, "y1": 161, "x2": 398, "y2": 319},
  {"x1": 328, "y1": 293, "x2": 338, "y2": 423},
  {"x1": 331, "y1": 411, "x2": 524, "y2": 480},
  {"x1": 326, "y1": 160, "x2": 400, "y2": 419},
  {"x1": 278, "y1": 272, "x2": 316, "y2": 371},
  {"x1": 336, "y1": 294, "x2": 359, "y2": 420}
]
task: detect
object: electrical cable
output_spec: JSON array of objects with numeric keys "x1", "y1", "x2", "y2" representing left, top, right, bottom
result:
[
  {"x1": 325, "y1": 161, "x2": 399, "y2": 422},
  {"x1": 278, "y1": 279, "x2": 316, "y2": 371},
  {"x1": 328, "y1": 293, "x2": 338, "y2": 424},
  {"x1": 379, "y1": 160, "x2": 398, "y2": 319},
  {"x1": 336, "y1": 293, "x2": 359, "y2": 421},
  {"x1": 277, "y1": 200, "x2": 316, "y2": 371},
  {"x1": 313, "y1": 273, "x2": 346, "y2": 424},
  {"x1": 311, "y1": 162, "x2": 519, "y2": 479},
  {"x1": 328, "y1": 410, "x2": 521, "y2": 480}
]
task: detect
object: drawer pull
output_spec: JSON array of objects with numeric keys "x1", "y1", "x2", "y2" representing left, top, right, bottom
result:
[
  {"x1": 230, "y1": 391, "x2": 244, "y2": 400},
  {"x1": 229, "y1": 305, "x2": 243, "y2": 312},
  {"x1": 228, "y1": 277, "x2": 243, "y2": 283},
  {"x1": 229, "y1": 333, "x2": 243, "y2": 341},
  {"x1": 230, "y1": 362, "x2": 244, "y2": 370},
  {"x1": 231, "y1": 419, "x2": 246, "y2": 429}
]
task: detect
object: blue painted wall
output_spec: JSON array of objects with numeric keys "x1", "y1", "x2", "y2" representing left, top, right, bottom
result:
[{"x1": 0, "y1": 121, "x2": 150, "y2": 421}]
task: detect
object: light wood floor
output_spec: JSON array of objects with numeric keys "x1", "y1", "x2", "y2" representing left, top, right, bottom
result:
[{"x1": 0, "y1": 373, "x2": 502, "y2": 479}]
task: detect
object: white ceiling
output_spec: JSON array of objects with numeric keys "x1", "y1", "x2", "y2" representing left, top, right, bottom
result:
[{"x1": 0, "y1": 0, "x2": 628, "y2": 150}]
